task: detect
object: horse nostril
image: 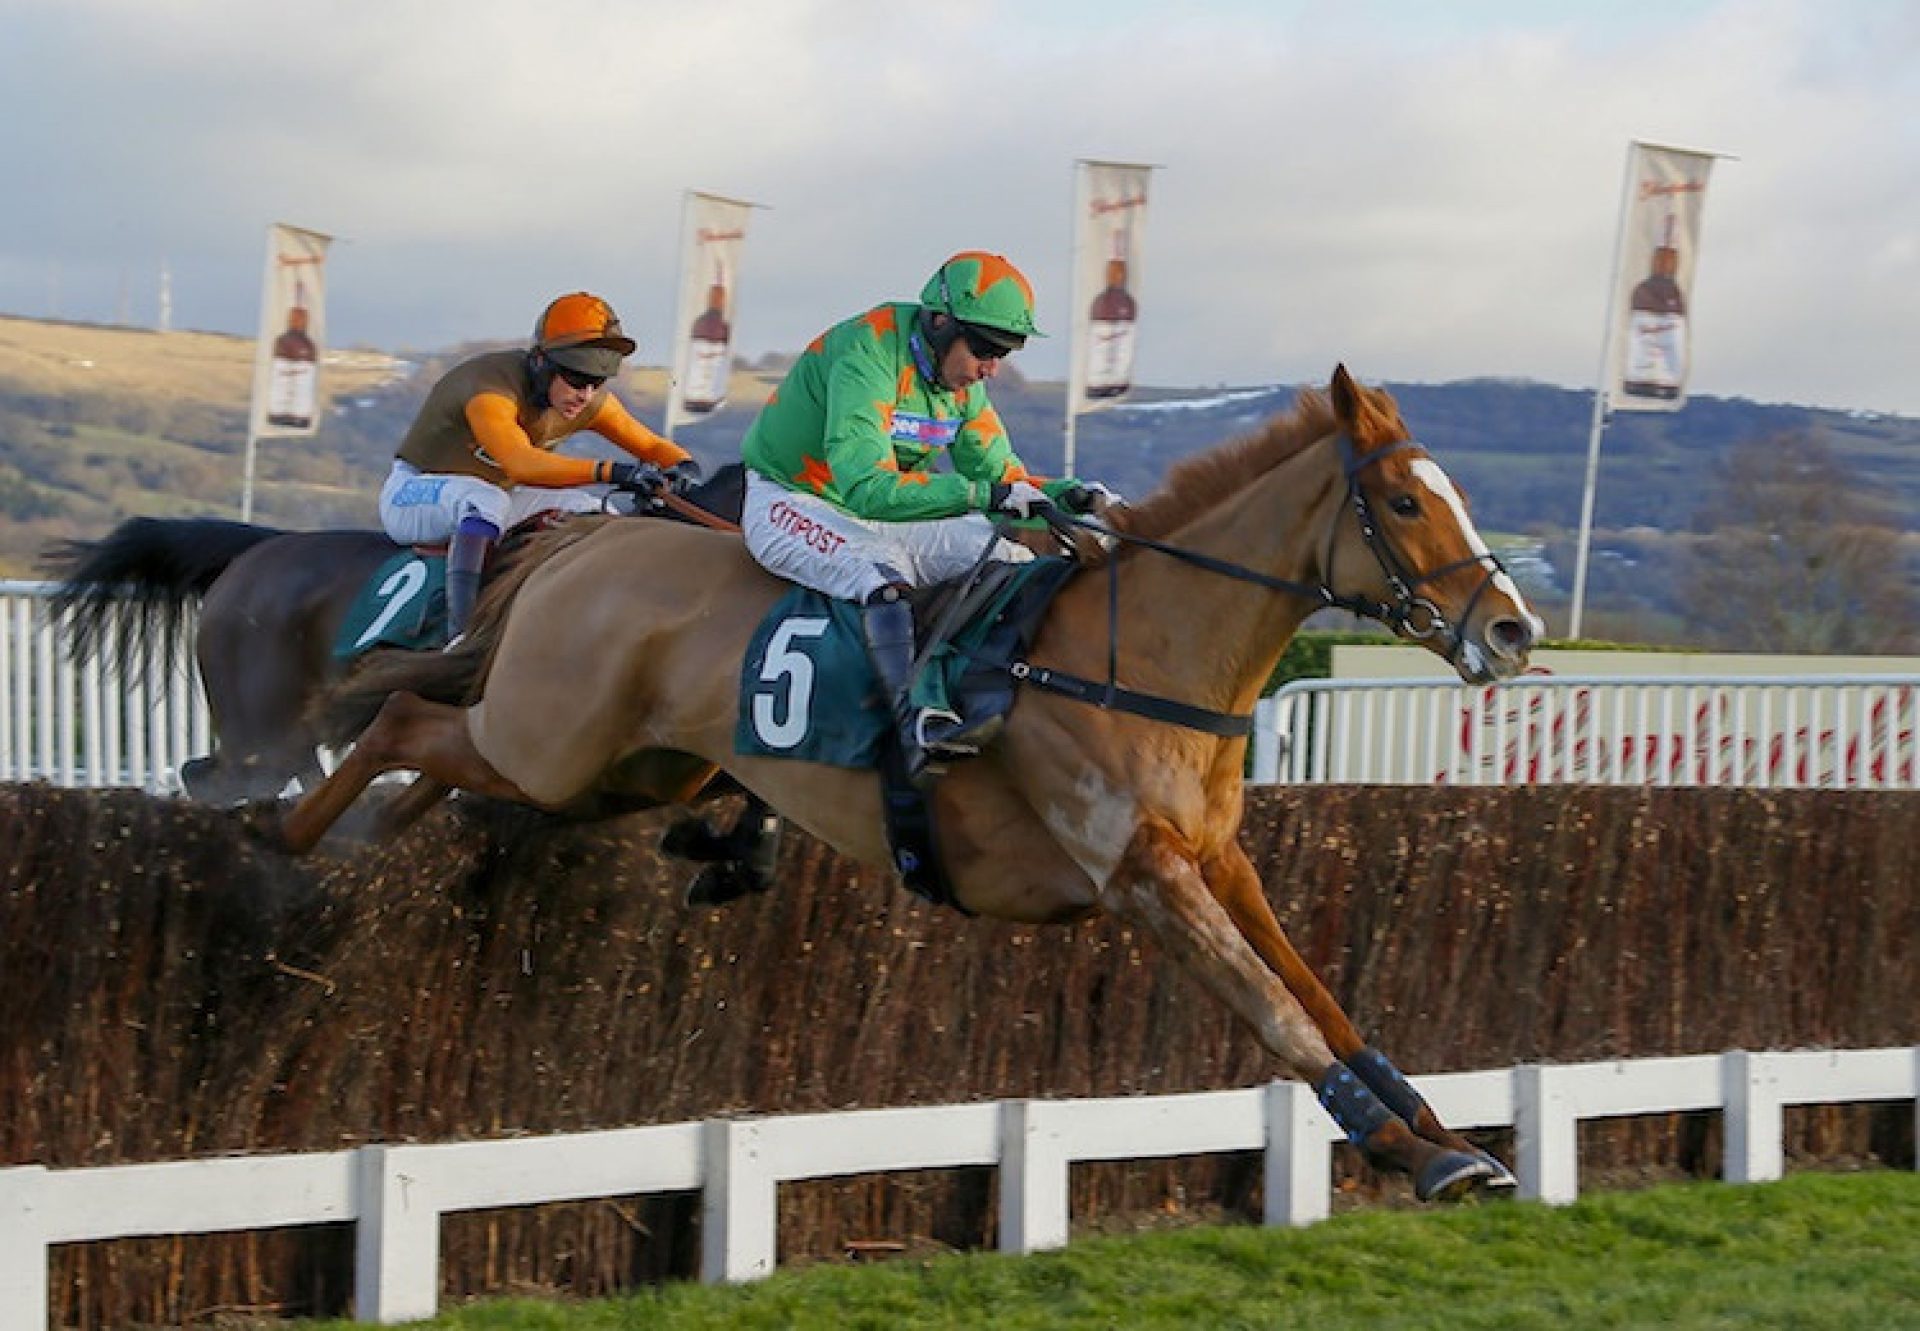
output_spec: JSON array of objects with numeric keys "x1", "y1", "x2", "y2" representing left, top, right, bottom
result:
[{"x1": 1488, "y1": 616, "x2": 1533, "y2": 660}]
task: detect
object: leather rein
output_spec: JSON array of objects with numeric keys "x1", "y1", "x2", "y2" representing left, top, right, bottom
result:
[{"x1": 1010, "y1": 434, "x2": 1509, "y2": 739}]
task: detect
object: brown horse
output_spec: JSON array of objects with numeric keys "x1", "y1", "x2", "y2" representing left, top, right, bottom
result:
[
  {"x1": 48, "y1": 517, "x2": 397, "y2": 801},
  {"x1": 281, "y1": 367, "x2": 1542, "y2": 1200}
]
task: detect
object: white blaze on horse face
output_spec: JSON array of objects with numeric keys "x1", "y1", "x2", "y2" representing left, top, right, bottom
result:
[{"x1": 1409, "y1": 458, "x2": 1545, "y2": 639}]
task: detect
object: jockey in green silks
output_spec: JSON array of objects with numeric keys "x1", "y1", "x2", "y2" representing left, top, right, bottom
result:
[{"x1": 740, "y1": 250, "x2": 1119, "y2": 780}]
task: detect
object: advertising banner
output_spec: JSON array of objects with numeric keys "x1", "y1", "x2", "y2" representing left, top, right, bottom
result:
[
  {"x1": 1067, "y1": 160, "x2": 1153, "y2": 416},
  {"x1": 1607, "y1": 142, "x2": 1714, "y2": 412},
  {"x1": 248, "y1": 222, "x2": 332, "y2": 439},
  {"x1": 665, "y1": 192, "x2": 755, "y2": 433}
]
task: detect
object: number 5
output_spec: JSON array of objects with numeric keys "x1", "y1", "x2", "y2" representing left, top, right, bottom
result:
[{"x1": 752, "y1": 616, "x2": 830, "y2": 749}]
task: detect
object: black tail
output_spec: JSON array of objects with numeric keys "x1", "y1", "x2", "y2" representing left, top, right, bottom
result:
[{"x1": 43, "y1": 517, "x2": 284, "y2": 672}]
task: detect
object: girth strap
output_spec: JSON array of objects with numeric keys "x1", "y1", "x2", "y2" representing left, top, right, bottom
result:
[{"x1": 1007, "y1": 660, "x2": 1255, "y2": 737}]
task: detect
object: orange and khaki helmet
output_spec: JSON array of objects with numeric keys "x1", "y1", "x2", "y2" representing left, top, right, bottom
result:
[{"x1": 532, "y1": 292, "x2": 637, "y2": 378}]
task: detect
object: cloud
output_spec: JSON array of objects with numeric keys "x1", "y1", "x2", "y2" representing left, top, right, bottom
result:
[{"x1": 1, "y1": 0, "x2": 1914, "y2": 413}]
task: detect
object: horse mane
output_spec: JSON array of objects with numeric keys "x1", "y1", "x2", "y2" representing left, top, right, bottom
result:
[{"x1": 1104, "y1": 388, "x2": 1336, "y2": 545}]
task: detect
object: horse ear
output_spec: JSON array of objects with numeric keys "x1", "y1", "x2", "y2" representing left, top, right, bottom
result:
[{"x1": 1330, "y1": 364, "x2": 1360, "y2": 429}]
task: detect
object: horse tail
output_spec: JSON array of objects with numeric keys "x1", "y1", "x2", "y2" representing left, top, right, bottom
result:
[{"x1": 44, "y1": 517, "x2": 285, "y2": 673}]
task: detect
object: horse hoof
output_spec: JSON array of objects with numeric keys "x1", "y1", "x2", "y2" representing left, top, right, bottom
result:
[
  {"x1": 683, "y1": 863, "x2": 771, "y2": 909},
  {"x1": 1477, "y1": 1151, "x2": 1519, "y2": 1191},
  {"x1": 231, "y1": 798, "x2": 294, "y2": 851},
  {"x1": 1414, "y1": 1150, "x2": 1498, "y2": 1203},
  {"x1": 661, "y1": 816, "x2": 726, "y2": 862}
]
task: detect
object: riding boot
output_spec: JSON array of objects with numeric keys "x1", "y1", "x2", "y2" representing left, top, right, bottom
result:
[
  {"x1": 444, "y1": 514, "x2": 500, "y2": 646},
  {"x1": 861, "y1": 590, "x2": 970, "y2": 783}
]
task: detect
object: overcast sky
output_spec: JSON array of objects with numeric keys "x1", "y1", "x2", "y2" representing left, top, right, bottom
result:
[{"x1": 2, "y1": 0, "x2": 1915, "y2": 416}]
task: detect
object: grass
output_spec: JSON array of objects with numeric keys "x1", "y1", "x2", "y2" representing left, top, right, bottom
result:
[{"x1": 271, "y1": 1171, "x2": 1919, "y2": 1331}]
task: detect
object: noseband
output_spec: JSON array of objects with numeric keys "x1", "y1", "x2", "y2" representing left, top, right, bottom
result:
[
  {"x1": 1010, "y1": 433, "x2": 1510, "y2": 737},
  {"x1": 1325, "y1": 435, "x2": 1506, "y2": 667}
]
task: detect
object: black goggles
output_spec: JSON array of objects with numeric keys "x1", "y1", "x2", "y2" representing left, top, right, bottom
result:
[
  {"x1": 552, "y1": 364, "x2": 608, "y2": 391},
  {"x1": 959, "y1": 324, "x2": 1023, "y2": 360}
]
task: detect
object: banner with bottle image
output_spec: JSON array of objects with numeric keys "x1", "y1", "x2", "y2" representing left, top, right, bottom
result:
[
  {"x1": 665, "y1": 191, "x2": 756, "y2": 433},
  {"x1": 248, "y1": 222, "x2": 331, "y2": 440},
  {"x1": 1067, "y1": 160, "x2": 1154, "y2": 416},
  {"x1": 1606, "y1": 143, "x2": 1714, "y2": 412}
]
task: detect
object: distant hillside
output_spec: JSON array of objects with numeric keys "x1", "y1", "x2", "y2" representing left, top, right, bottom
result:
[{"x1": 2, "y1": 314, "x2": 1914, "y2": 639}]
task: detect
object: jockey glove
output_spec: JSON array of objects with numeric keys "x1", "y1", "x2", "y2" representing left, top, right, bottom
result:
[
  {"x1": 1059, "y1": 480, "x2": 1122, "y2": 515},
  {"x1": 607, "y1": 461, "x2": 666, "y2": 495},
  {"x1": 988, "y1": 479, "x2": 1051, "y2": 519},
  {"x1": 666, "y1": 458, "x2": 703, "y2": 495}
]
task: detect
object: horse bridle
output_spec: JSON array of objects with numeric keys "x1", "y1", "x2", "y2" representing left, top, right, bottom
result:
[{"x1": 1008, "y1": 433, "x2": 1509, "y2": 738}]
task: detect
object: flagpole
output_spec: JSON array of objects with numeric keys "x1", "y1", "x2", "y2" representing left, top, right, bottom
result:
[
  {"x1": 1063, "y1": 162, "x2": 1090, "y2": 479},
  {"x1": 1567, "y1": 143, "x2": 1637, "y2": 642},
  {"x1": 664, "y1": 191, "x2": 695, "y2": 437},
  {"x1": 240, "y1": 427, "x2": 259, "y2": 522}
]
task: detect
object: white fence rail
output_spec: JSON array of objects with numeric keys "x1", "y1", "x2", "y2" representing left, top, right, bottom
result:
[
  {"x1": 11, "y1": 575, "x2": 1920, "y2": 799},
  {"x1": 0, "y1": 582, "x2": 211, "y2": 793},
  {"x1": 1252, "y1": 674, "x2": 1920, "y2": 788},
  {"x1": 3, "y1": 1047, "x2": 1913, "y2": 1327}
]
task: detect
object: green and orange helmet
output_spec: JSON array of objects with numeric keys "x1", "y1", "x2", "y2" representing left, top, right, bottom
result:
[
  {"x1": 531, "y1": 291, "x2": 637, "y2": 378},
  {"x1": 919, "y1": 251, "x2": 1045, "y2": 351}
]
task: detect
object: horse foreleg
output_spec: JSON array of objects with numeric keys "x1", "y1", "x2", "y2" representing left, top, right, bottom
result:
[
  {"x1": 1201, "y1": 841, "x2": 1515, "y2": 1189},
  {"x1": 1113, "y1": 821, "x2": 1493, "y2": 1202},
  {"x1": 370, "y1": 776, "x2": 453, "y2": 843},
  {"x1": 280, "y1": 692, "x2": 530, "y2": 854}
]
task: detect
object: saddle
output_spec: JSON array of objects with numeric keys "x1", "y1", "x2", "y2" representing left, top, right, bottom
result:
[{"x1": 734, "y1": 557, "x2": 1078, "y2": 910}]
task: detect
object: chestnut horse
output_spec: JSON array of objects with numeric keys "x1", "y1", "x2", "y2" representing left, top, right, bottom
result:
[{"x1": 282, "y1": 367, "x2": 1542, "y2": 1200}]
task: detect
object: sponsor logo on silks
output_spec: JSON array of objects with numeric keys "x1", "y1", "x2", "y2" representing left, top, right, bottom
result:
[
  {"x1": 890, "y1": 413, "x2": 960, "y2": 448},
  {"x1": 391, "y1": 475, "x2": 450, "y2": 507}
]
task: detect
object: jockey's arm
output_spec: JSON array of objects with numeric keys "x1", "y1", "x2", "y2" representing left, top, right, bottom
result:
[
  {"x1": 464, "y1": 392, "x2": 689, "y2": 488},
  {"x1": 824, "y1": 351, "x2": 984, "y2": 522},
  {"x1": 951, "y1": 403, "x2": 1105, "y2": 510},
  {"x1": 949, "y1": 402, "x2": 1039, "y2": 491},
  {"x1": 591, "y1": 395, "x2": 695, "y2": 470}
]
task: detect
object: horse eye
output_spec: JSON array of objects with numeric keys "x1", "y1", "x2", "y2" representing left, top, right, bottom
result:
[{"x1": 1389, "y1": 494, "x2": 1420, "y2": 518}]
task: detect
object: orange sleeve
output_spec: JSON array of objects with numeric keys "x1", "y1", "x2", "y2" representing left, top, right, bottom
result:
[
  {"x1": 592, "y1": 395, "x2": 694, "y2": 468},
  {"x1": 464, "y1": 393, "x2": 601, "y2": 488}
]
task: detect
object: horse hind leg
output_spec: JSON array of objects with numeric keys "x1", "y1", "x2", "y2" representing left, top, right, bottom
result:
[
  {"x1": 1201, "y1": 841, "x2": 1515, "y2": 1191},
  {"x1": 678, "y1": 794, "x2": 783, "y2": 908},
  {"x1": 279, "y1": 692, "x2": 529, "y2": 854},
  {"x1": 1112, "y1": 820, "x2": 1494, "y2": 1203}
]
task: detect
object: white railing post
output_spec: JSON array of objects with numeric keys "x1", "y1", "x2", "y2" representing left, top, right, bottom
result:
[
  {"x1": 1261, "y1": 1079, "x2": 1331, "y2": 1227},
  {"x1": 1723, "y1": 1050, "x2": 1784, "y2": 1184},
  {"x1": 1252, "y1": 696, "x2": 1280, "y2": 784},
  {"x1": 0, "y1": 1165, "x2": 49, "y2": 1331},
  {"x1": 701, "y1": 1118, "x2": 775, "y2": 1284},
  {"x1": 354, "y1": 1144, "x2": 442, "y2": 1325},
  {"x1": 999, "y1": 1099, "x2": 1070, "y2": 1254},
  {"x1": 1516, "y1": 1064, "x2": 1579, "y2": 1204}
]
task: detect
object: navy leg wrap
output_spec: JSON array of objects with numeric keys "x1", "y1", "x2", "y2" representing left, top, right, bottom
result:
[
  {"x1": 1346, "y1": 1046, "x2": 1429, "y2": 1126},
  {"x1": 1315, "y1": 1063, "x2": 1396, "y2": 1146}
]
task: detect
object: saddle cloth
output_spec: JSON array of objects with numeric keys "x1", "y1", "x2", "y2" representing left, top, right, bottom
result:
[
  {"x1": 733, "y1": 557, "x2": 1076, "y2": 769},
  {"x1": 333, "y1": 550, "x2": 450, "y2": 659}
]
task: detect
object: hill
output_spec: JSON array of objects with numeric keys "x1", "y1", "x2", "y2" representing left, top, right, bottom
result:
[{"x1": 2, "y1": 314, "x2": 1915, "y2": 638}]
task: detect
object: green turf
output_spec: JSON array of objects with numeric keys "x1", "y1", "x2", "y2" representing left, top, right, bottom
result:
[{"x1": 277, "y1": 1170, "x2": 1919, "y2": 1331}]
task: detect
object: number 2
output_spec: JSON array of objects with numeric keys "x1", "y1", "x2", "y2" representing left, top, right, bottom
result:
[{"x1": 352, "y1": 559, "x2": 430, "y2": 650}]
